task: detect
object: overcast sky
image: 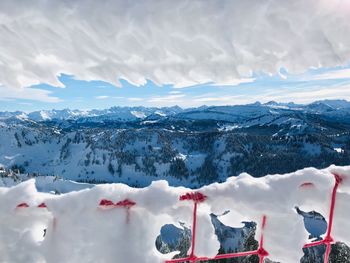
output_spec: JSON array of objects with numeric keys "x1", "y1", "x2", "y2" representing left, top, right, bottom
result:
[{"x1": 1, "y1": 0, "x2": 350, "y2": 111}]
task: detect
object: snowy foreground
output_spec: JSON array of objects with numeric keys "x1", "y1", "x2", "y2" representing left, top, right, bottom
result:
[{"x1": 1, "y1": 166, "x2": 350, "y2": 263}]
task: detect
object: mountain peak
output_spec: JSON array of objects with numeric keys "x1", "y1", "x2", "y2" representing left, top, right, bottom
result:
[
  {"x1": 311, "y1": 99, "x2": 350, "y2": 109},
  {"x1": 264, "y1": 101, "x2": 279, "y2": 105}
]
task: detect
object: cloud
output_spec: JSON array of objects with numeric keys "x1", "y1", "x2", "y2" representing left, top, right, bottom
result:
[
  {"x1": 194, "y1": 96, "x2": 240, "y2": 103},
  {"x1": 148, "y1": 94, "x2": 186, "y2": 104},
  {"x1": 305, "y1": 68, "x2": 350, "y2": 81},
  {"x1": 266, "y1": 85, "x2": 350, "y2": 104},
  {"x1": 0, "y1": 85, "x2": 62, "y2": 103},
  {"x1": 0, "y1": 0, "x2": 350, "y2": 96},
  {"x1": 230, "y1": 83, "x2": 350, "y2": 105},
  {"x1": 154, "y1": 81, "x2": 350, "y2": 107},
  {"x1": 172, "y1": 78, "x2": 256, "y2": 89},
  {"x1": 127, "y1": 97, "x2": 143, "y2": 102},
  {"x1": 95, "y1": 95, "x2": 110, "y2": 99},
  {"x1": 208, "y1": 78, "x2": 256, "y2": 87},
  {"x1": 18, "y1": 102, "x2": 33, "y2": 106},
  {"x1": 168, "y1": 91, "x2": 182, "y2": 95}
]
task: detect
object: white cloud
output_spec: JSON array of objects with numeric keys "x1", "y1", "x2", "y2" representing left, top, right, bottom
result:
[
  {"x1": 267, "y1": 85, "x2": 350, "y2": 104},
  {"x1": 150, "y1": 82, "x2": 350, "y2": 107},
  {"x1": 210, "y1": 78, "x2": 256, "y2": 87},
  {"x1": 0, "y1": 85, "x2": 62, "y2": 103},
  {"x1": 232, "y1": 84, "x2": 350, "y2": 105},
  {"x1": 18, "y1": 102, "x2": 33, "y2": 106},
  {"x1": 194, "y1": 96, "x2": 240, "y2": 103},
  {"x1": 168, "y1": 90, "x2": 182, "y2": 95},
  {"x1": 172, "y1": 78, "x2": 256, "y2": 89},
  {"x1": 95, "y1": 95, "x2": 109, "y2": 99},
  {"x1": 148, "y1": 94, "x2": 186, "y2": 104},
  {"x1": 305, "y1": 68, "x2": 350, "y2": 81},
  {"x1": 0, "y1": 0, "x2": 349, "y2": 95},
  {"x1": 127, "y1": 97, "x2": 143, "y2": 102}
]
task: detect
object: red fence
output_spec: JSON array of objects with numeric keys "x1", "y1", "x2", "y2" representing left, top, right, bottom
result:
[
  {"x1": 15, "y1": 173, "x2": 343, "y2": 263},
  {"x1": 164, "y1": 173, "x2": 341, "y2": 263}
]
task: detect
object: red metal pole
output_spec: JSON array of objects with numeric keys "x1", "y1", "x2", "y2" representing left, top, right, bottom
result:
[{"x1": 189, "y1": 201, "x2": 198, "y2": 262}]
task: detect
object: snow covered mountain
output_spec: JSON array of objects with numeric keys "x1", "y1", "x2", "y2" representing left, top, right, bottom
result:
[
  {"x1": 0, "y1": 100, "x2": 350, "y2": 187},
  {"x1": 2, "y1": 100, "x2": 350, "y2": 123},
  {"x1": 5, "y1": 106, "x2": 183, "y2": 122}
]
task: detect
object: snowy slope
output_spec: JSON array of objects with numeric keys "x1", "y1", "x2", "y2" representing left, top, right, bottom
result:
[
  {"x1": 0, "y1": 109, "x2": 350, "y2": 188},
  {"x1": 0, "y1": 100, "x2": 350, "y2": 188},
  {"x1": 0, "y1": 174, "x2": 93, "y2": 193}
]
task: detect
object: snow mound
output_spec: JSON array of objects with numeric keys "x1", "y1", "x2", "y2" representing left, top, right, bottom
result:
[{"x1": 1, "y1": 165, "x2": 350, "y2": 263}]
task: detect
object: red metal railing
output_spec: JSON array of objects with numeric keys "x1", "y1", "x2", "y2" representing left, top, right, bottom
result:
[
  {"x1": 165, "y1": 173, "x2": 342, "y2": 263},
  {"x1": 302, "y1": 173, "x2": 342, "y2": 262},
  {"x1": 14, "y1": 172, "x2": 343, "y2": 263},
  {"x1": 99, "y1": 198, "x2": 136, "y2": 223},
  {"x1": 166, "y1": 192, "x2": 268, "y2": 263}
]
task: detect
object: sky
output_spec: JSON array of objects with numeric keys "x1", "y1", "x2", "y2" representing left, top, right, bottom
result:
[{"x1": 0, "y1": 0, "x2": 350, "y2": 112}]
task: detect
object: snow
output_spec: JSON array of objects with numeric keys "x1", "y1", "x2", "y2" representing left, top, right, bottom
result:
[
  {"x1": 210, "y1": 213, "x2": 255, "y2": 252},
  {"x1": 131, "y1": 111, "x2": 147, "y2": 119},
  {"x1": 218, "y1": 125, "x2": 240, "y2": 131},
  {"x1": 175, "y1": 153, "x2": 187, "y2": 160},
  {"x1": 312, "y1": 99, "x2": 350, "y2": 110},
  {"x1": 1, "y1": 101, "x2": 350, "y2": 127},
  {"x1": 0, "y1": 165, "x2": 350, "y2": 263},
  {"x1": 142, "y1": 120, "x2": 159, "y2": 124},
  {"x1": 0, "y1": 175, "x2": 94, "y2": 193},
  {"x1": 154, "y1": 111, "x2": 167, "y2": 117},
  {"x1": 334, "y1": 147, "x2": 344, "y2": 153}
]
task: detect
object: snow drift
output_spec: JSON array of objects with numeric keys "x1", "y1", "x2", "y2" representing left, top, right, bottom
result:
[
  {"x1": 1, "y1": 165, "x2": 350, "y2": 263},
  {"x1": 1, "y1": 0, "x2": 350, "y2": 92}
]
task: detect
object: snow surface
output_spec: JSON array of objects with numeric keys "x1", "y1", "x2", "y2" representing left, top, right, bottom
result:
[
  {"x1": 0, "y1": 175, "x2": 94, "y2": 193},
  {"x1": 334, "y1": 147, "x2": 344, "y2": 153},
  {"x1": 1, "y1": 165, "x2": 350, "y2": 263}
]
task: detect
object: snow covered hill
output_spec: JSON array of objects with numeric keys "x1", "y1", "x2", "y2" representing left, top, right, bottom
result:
[{"x1": 0, "y1": 100, "x2": 350, "y2": 187}]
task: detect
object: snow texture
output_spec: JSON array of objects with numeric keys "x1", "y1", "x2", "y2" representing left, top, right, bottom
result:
[
  {"x1": 1, "y1": 0, "x2": 350, "y2": 93},
  {"x1": 1, "y1": 165, "x2": 350, "y2": 263}
]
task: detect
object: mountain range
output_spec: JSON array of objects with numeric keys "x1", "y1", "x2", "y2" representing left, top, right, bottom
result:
[
  {"x1": 0, "y1": 99, "x2": 350, "y2": 187},
  {"x1": 2, "y1": 99, "x2": 350, "y2": 123}
]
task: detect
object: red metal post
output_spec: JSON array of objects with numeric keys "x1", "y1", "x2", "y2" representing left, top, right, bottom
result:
[{"x1": 303, "y1": 173, "x2": 342, "y2": 262}]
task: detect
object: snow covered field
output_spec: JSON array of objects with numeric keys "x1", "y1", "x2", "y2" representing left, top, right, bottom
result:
[{"x1": 1, "y1": 165, "x2": 350, "y2": 263}]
